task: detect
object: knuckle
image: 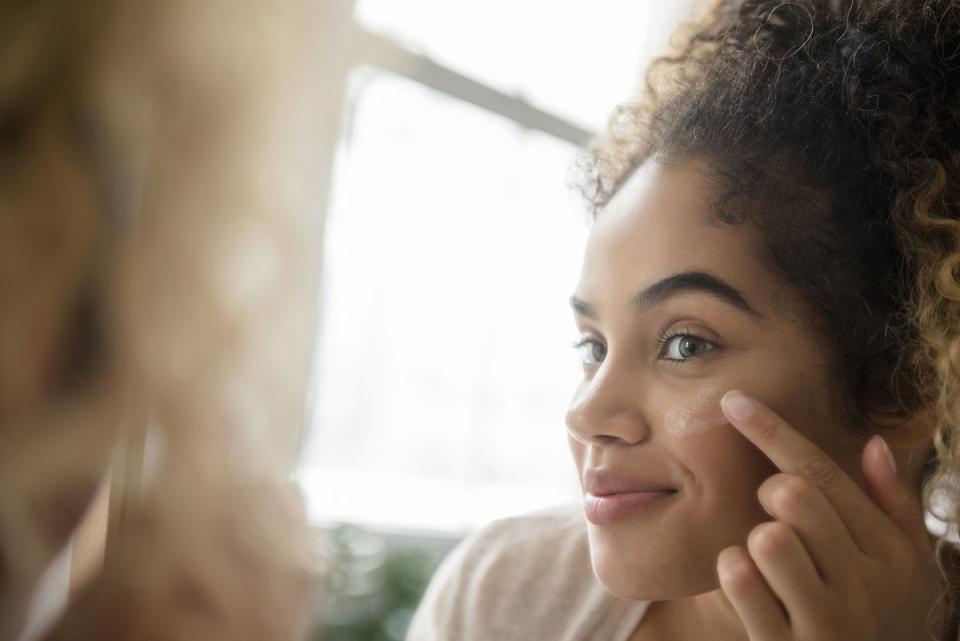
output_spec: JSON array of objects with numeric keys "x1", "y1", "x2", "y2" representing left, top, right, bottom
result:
[
  {"x1": 770, "y1": 474, "x2": 813, "y2": 513},
  {"x1": 747, "y1": 521, "x2": 791, "y2": 557},
  {"x1": 796, "y1": 451, "x2": 843, "y2": 490},
  {"x1": 752, "y1": 412, "x2": 782, "y2": 444}
]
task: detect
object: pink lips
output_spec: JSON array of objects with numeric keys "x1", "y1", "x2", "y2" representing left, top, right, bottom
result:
[{"x1": 582, "y1": 467, "x2": 679, "y2": 525}]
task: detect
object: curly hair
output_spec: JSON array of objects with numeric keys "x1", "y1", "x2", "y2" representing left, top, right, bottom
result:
[{"x1": 578, "y1": 0, "x2": 960, "y2": 637}]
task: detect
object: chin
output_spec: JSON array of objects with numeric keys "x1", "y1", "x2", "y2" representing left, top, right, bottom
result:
[{"x1": 587, "y1": 524, "x2": 721, "y2": 601}]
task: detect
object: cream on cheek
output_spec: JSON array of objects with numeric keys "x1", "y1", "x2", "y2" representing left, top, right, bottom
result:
[{"x1": 663, "y1": 387, "x2": 730, "y2": 438}]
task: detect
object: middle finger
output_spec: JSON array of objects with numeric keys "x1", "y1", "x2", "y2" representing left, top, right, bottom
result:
[
  {"x1": 747, "y1": 520, "x2": 827, "y2": 624},
  {"x1": 757, "y1": 473, "x2": 862, "y2": 586}
]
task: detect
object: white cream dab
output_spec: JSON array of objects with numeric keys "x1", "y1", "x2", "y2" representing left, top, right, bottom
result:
[{"x1": 664, "y1": 387, "x2": 730, "y2": 438}]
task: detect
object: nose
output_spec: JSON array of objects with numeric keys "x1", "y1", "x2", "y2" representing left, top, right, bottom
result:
[{"x1": 565, "y1": 361, "x2": 651, "y2": 447}]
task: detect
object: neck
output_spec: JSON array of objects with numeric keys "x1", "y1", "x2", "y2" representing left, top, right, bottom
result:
[
  {"x1": 635, "y1": 589, "x2": 750, "y2": 641},
  {"x1": 684, "y1": 588, "x2": 752, "y2": 641}
]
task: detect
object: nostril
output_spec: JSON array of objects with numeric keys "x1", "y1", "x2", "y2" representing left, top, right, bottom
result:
[
  {"x1": 567, "y1": 427, "x2": 632, "y2": 447},
  {"x1": 565, "y1": 378, "x2": 652, "y2": 445},
  {"x1": 592, "y1": 433, "x2": 631, "y2": 446}
]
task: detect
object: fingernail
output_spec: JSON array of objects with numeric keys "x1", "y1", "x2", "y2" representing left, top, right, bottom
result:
[
  {"x1": 722, "y1": 390, "x2": 755, "y2": 422},
  {"x1": 873, "y1": 434, "x2": 897, "y2": 475}
]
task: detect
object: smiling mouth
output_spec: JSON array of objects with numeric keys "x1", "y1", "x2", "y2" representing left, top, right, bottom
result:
[{"x1": 583, "y1": 489, "x2": 678, "y2": 525}]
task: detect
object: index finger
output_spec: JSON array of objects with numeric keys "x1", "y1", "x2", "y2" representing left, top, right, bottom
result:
[{"x1": 720, "y1": 389, "x2": 892, "y2": 557}]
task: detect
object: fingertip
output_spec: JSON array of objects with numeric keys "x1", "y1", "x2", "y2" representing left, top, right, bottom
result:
[
  {"x1": 862, "y1": 434, "x2": 931, "y2": 547},
  {"x1": 721, "y1": 389, "x2": 756, "y2": 423},
  {"x1": 878, "y1": 435, "x2": 898, "y2": 475},
  {"x1": 716, "y1": 545, "x2": 747, "y2": 579},
  {"x1": 721, "y1": 389, "x2": 740, "y2": 405},
  {"x1": 868, "y1": 434, "x2": 897, "y2": 477}
]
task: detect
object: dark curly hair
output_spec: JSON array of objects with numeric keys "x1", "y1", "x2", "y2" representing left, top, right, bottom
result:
[{"x1": 578, "y1": 0, "x2": 960, "y2": 637}]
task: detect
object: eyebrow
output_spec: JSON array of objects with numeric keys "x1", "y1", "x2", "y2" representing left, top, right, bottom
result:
[{"x1": 569, "y1": 270, "x2": 762, "y2": 319}]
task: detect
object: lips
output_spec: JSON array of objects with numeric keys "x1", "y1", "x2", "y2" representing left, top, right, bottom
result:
[
  {"x1": 582, "y1": 468, "x2": 679, "y2": 525},
  {"x1": 583, "y1": 467, "x2": 678, "y2": 495}
]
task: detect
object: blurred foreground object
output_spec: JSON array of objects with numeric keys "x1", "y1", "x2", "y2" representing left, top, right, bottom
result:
[{"x1": 0, "y1": 0, "x2": 325, "y2": 639}]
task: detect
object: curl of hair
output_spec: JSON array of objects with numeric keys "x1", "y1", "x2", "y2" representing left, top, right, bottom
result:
[{"x1": 578, "y1": 0, "x2": 960, "y2": 636}]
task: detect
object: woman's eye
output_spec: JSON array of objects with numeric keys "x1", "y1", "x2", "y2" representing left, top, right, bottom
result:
[
  {"x1": 572, "y1": 338, "x2": 606, "y2": 367},
  {"x1": 660, "y1": 332, "x2": 715, "y2": 363}
]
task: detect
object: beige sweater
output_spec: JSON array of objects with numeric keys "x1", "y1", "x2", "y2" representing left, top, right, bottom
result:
[{"x1": 405, "y1": 504, "x2": 651, "y2": 641}]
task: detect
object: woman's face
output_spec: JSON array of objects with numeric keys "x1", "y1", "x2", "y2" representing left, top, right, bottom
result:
[{"x1": 566, "y1": 157, "x2": 866, "y2": 601}]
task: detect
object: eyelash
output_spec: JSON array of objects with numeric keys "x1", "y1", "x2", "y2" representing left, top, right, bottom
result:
[
  {"x1": 571, "y1": 328, "x2": 717, "y2": 368},
  {"x1": 656, "y1": 328, "x2": 717, "y2": 364}
]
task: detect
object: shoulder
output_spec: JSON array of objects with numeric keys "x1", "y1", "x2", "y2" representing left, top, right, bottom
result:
[
  {"x1": 456, "y1": 503, "x2": 593, "y2": 577},
  {"x1": 405, "y1": 504, "x2": 643, "y2": 641}
]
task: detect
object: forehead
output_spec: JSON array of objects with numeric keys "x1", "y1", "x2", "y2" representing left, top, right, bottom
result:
[{"x1": 579, "y1": 158, "x2": 779, "y2": 314}]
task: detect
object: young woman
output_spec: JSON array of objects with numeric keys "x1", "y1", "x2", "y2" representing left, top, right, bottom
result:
[{"x1": 406, "y1": 1, "x2": 960, "y2": 640}]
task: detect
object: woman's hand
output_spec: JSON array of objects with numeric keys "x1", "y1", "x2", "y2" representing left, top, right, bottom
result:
[{"x1": 715, "y1": 389, "x2": 945, "y2": 641}]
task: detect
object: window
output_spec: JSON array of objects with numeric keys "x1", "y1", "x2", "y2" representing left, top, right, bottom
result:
[{"x1": 298, "y1": 0, "x2": 702, "y2": 535}]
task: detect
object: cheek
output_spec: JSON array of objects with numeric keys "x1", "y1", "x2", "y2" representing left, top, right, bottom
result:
[
  {"x1": 663, "y1": 387, "x2": 728, "y2": 439},
  {"x1": 673, "y1": 417, "x2": 779, "y2": 512}
]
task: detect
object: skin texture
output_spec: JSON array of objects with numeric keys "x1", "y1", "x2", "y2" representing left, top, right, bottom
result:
[{"x1": 565, "y1": 157, "x2": 940, "y2": 640}]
